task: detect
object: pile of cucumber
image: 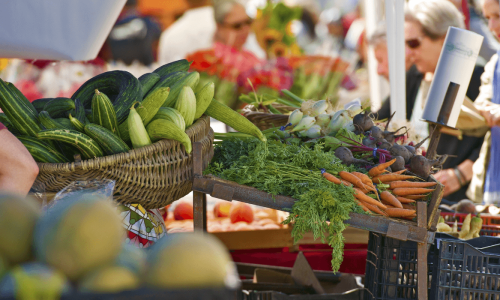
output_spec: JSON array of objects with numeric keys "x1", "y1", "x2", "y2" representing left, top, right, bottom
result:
[{"x1": 0, "y1": 59, "x2": 266, "y2": 163}]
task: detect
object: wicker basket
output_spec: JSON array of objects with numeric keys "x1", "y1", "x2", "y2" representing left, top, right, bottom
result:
[
  {"x1": 36, "y1": 116, "x2": 214, "y2": 209},
  {"x1": 241, "y1": 104, "x2": 293, "y2": 131}
]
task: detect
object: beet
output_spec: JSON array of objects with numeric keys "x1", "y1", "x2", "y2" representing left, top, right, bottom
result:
[
  {"x1": 362, "y1": 137, "x2": 377, "y2": 148},
  {"x1": 334, "y1": 146, "x2": 372, "y2": 166},
  {"x1": 409, "y1": 155, "x2": 444, "y2": 178},
  {"x1": 353, "y1": 111, "x2": 374, "y2": 132},
  {"x1": 389, "y1": 144, "x2": 412, "y2": 164},
  {"x1": 369, "y1": 126, "x2": 384, "y2": 140},
  {"x1": 378, "y1": 139, "x2": 392, "y2": 150},
  {"x1": 405, "y1": 134, "x2": 430, "y2": 156},
  {"x1": 391, "y1": 156, "x2": 406, "y2": 172}
]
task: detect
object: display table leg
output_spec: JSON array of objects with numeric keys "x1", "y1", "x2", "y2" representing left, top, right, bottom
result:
[
  {"x1": 417, "y1": 202, "x2": 427, "y2": 300},
  {"x1": 193, "y1": 142, "x2": 207, "y2": 232}
]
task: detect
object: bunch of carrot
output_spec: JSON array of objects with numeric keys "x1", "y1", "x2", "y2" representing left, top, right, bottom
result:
[{"x1": 322, "y1": 158, "x2": 436, "y2": 219}]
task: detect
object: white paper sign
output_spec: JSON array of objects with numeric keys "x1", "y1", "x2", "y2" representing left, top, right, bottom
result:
[
  {"x1": 422, "y1": 27, "x2": 483, "y2": 128},
  {"x1": 0, "y1": 0, "x2": 126, "y2": 61}
]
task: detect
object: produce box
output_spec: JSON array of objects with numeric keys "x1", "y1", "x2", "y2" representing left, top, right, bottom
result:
[{"x1": 440, "y1": 212, "x2": 500, "y2": 236}]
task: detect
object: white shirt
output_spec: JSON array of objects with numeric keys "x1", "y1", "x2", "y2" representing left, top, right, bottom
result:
[{"x1": 158, "y1": 6, "x2": 265, "y2": 65}]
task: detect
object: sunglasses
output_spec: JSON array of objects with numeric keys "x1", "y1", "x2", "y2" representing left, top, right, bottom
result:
[
  {"x1": 405, "y1": 36, "x2": 424, "y2": 49},
  {"x1": 222, "y1": 19, "x2": 253, "y2": 30}
]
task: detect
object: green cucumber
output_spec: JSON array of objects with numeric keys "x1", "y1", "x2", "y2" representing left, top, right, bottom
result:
[
  {"x1": 146, "y1": 119, "x2": 192, "y2": 154},
  {"x1": 6, "y1": 83, "x2": 38, "y2": 117},
  {"x1": 162, "y1": 71, "x2": 200, "y2": 108},
  {"x1": 71, "y1": 70, "x2": 142, "y2": 123},
  {"x1": 205, "y1": 99, "x2": 266, "y2": 142},
  {"x1": 74, "y1": 98, "x2": 86, "y2": 123},
  {"x1": 143, "y1": 71, "x2": 186, "y2": 99},
  {"x1": 0, "y1": 78, "x2": 41, "y2": 137},
  {"x1": 91, "y1": 90, "x2": 121, "y2": 137},
  {"x1": 69, "y1": 114, "x2": 85, "y2": 132},
  {"x1": 37, "y1": 129, "x2": 104, "y2": 159},
  {"x1": 153, "y1": 107, "x2": 186, "y2": 131},
  {"x1": 174, "y1": 86, "x2": 196, "y2": 127},
  {"x1": 84, "y1": 123, "x2": 130, "y2": 155},
  {"x1": 152, "y1": 59, "x2": 191, "y2": 77},
  {"x1": 38, "y1": 111, "x2": 66, "y2": 130},
  {"x1": 43, "y1": 98, "x2": 75, "y2": 118},
  {"x1": 31, "y1": 98, "x2": 53, "y2": 113},
  {"x1": 55, "y1": 118, "x2": 76, "y2": 130},
  {"x1": 17, "y1": 136, "x2": 69, "y2": 163},
  {"x1": 194, "y1": 82, "x2": 215, "y2": 119},
  {"x1": 138, "y1": 73, "x2": 160, "y2": 98},
  {"x1": 118, "y1": 87, "x2": 170, "y2": 142}
]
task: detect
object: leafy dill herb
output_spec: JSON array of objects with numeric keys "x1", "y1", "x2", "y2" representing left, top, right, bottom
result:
[{"x1": 205, "y1": 138, "x2": 365, "y2": 272}]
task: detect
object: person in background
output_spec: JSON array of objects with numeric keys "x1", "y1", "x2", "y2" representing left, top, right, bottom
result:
[
  {"x1": 367, "y1": 22, "x2": 414, "y2": 82},
  {"x1": 102, "y1": 0, "x2": 162, "y2": 66},
  {"x1": 158, "y1": 0, "x2": 265, "y2": 64},
  {"x1": 375, "y1": 0, "x2": 485, "y2": 203},
  {"x1": 468, "y1": 0, "x2": 500, "y2": 62},
  {"x1": 467, "y1": 0, "x2": 500, "y2": 203},
  {"x1": 0, "y1": 123, "x2": 39, "y2": 196}
]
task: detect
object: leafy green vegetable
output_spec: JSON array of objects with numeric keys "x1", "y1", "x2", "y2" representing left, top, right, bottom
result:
[
  {"x1": 205, "y1": 138, "x2": 364, "y2": 272},
  {"x1": 335, "y1": 128, "x2": 364, "y2": 145}
]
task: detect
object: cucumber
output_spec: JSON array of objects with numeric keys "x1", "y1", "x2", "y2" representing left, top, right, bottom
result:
[
  {"x1": 74, "y1": 98, "x2": 86, "y2": 123},
  {"x1": 152, "y1": 59, "x2": 191, "y2": 78},
  {"x1": 43, "y1": 98, "x2": 75, "y2": 118},
  {"x1": 84, "y1": 123, "x2": 130, "y2": 155},
  {"x1": 138, "y1": 73, "x2": 160, "y2": 98},
  {"x1": 194, "y1": 82, "x2": 215, "y2": 119},
  {"x1": 205, "y1": 99, "x2": 266, "y2": 142},
  {"x1": 17, "y1": 136, "x2": 69, "y2": 163},
  {"x1": 118, "y1": 87, "x2": 170, "y2": 142},
  {"x1": 69, "y1": 114, "x2": 85, "y2": 132},
  {"x1": 6, "y1": 83, "x2": 38, "y2": 117},
  {"x1": 127, "y1": 105, "x2": 152, "y2": 149},
  {"x1": 32, "y1": 98, "x2": 53, "y2": 113},
  {"x1": 0, "y1": 113, "x2": 20, "y2": 135},
  {"x1": 162, "y1": 71, "x2": 200, "y2": 108},
  {"x1": 143, "y1": 71, "x2": 186, "y2": 99},
  {"x1": 37, "y1": 129, "x2": 104, "y2": 159},
  {"x1": 153, "y1": 107, "x2": 186, "y2": 131},
  {"x1": 91, "y1": 90, "x2": 121, "y2": 138},
  {"x1": 0, "y1": 78, "x2": 41, "y2": 137},
  {"x1": 174, "y1": 86, "x2": 196, "y2": 127},
  {"x1": 71, "y1": 70, "x2": 142, "y2": 123},
  {"x1": 55, "y1": 118, "x2": 76, "y2": 130},
  {"x1": 146, "y1": 119, "x2": 192, "y2": 154},
  {"x1": 38, "y1": 111, "x2": 66, "y2": 130}
]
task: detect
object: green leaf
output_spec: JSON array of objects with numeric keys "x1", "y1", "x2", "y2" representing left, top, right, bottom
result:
[
  {"x1": 324, "y1": 136, "x2": 351, "y2": 151},
  {"x1": 335, "y1": 128, "x2": 363, "y2": 145}
]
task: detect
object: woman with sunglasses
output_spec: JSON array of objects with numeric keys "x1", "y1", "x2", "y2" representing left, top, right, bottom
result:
[
  {"x1": 377, "y1": 0, "x2": 485, "y2": 203},
  {"x1": 467, "y1": 0, "x2": 500, "y2": 204}
]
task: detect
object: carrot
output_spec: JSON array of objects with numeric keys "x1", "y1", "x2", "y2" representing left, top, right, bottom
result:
[
  {"x1": 372, "y1": 174, "x2": 416, "y2": 183},
  {"x1": 380, "y1": 191, "x2": 403, "y2": 209},
  {"x1": 339, "y1": 171, "x2": 365, "y2": 189},
  {"x1": 392, "y1": 187, "x2": 434, "y2": 196},
  {"x1": 362, "y1": 201, "x2": 389, "y2": 216},
  {"x1": 323, "y1": 172, "x2": 342, "y2": 184},
  {"x1": 396, "y1": 196, "x2": 416, "y2": 204},
  {"x1": 403, "y1": 195, "x2": 427, "y2": 200},
  {"x1": 389, "y1": 181, "x2": 437, "y2": 189},
  {"x1": 386, "y1": 208, "x2": 418, "y2": 218},
  {"x1": 355, "y1": 200, "x2": 371, "y2": 213},
  {"x1": 368, "y1": 158, "x2": 397, "y2": 177},
  {"x1": 391, "y1": 170, "x2": 407, "y2": 175},
  {"x1": 352, "y1": 172, "x2": 373, "y2": 186},
  {"x1": 402, "y1": 203, "x2": 416, "y2": 211},
  {"x1": 353, "y1": 188, "x2": 387, "y2": 210},
  {"x1": 341, "y1": 180, "x2": 353, "y2": 187}
]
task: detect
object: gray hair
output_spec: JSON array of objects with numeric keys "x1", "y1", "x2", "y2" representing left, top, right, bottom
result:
[
  {"x1": 405, "y1": 0, "x2": 465, "y2": 40},
  {"x1": 212, "y1": 0, "x2": 242, "y2": 24},
  {"x1": 367, "y1": 22, "x2": 387, "y2": 45}
]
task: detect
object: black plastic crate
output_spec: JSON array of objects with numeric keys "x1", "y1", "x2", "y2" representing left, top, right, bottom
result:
[
  {"x1": 364, "y1": 232, "x2": 437, "y2": 300},
  {"x1": 238, "y1": 288, "x2": 363, "y2": 300},
  {"x1": 430, "y1": 239, "x2": 500, "y2": 300}
]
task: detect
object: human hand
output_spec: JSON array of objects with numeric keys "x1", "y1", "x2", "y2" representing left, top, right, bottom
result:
[
  {"x1": 478, "y1": 103, "x2": 500, "y2": 127},
  {"x1": 433, "y1": 169, "x2": 461, "y2": 197}
]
